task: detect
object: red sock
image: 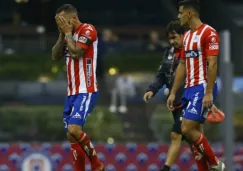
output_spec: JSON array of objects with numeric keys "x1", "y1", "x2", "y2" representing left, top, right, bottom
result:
[
  {"x1": 193, "y1": 134, "x2": 218, "y2": 166},
  {"x1": 192, "y1": 145, "x2": 208, "y2": 171},
  {"x1": 70, "y1": 143, "x2": 85, "y2": 171},
  {"x1": 78, "y1": 132, "x2": 100, "y2": 166}
]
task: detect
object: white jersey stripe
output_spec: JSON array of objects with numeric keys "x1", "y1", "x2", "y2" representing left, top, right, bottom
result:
[
  {"x1": 198, "y1": 25, "x2": 209, "y2": 85},
  {"x1": 93, "y1": 39, "x2": 98, "y2": 91},
  {"x1": 66, "y1": 58, "x2": 70, "y2": 95},
  {"x1": 70, "y1": 59, "x2": 76, "y2": 94},
  {"x1": 189, "y1": 31, "x2": 198, "y2": 87},
  {"x1": 79, "y1": 57, "x2": 86, "y2": 93},
  {"x1": 83, "y1": 93, "x2": 92, "y2": 119},
  {"x1": 184, "y1": 32, "x2": 191, "y2": 85}
]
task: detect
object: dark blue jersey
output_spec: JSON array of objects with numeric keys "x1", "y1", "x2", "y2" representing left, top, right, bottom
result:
[{"x1": 147, "y1": 47, "x2": 185, "y2": 106}]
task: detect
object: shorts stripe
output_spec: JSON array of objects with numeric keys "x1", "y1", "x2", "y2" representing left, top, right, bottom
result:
[
  {"x1": 201, "y1": 83, "x2": 206, "y2": 115},
  {"x1": 83, "y1": 93, "x2": 92, "y2": 120}
]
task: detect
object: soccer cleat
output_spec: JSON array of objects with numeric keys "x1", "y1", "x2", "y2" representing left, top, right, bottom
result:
[{"x1": 209, "y1": 161, "x2": 226, "y2": 171}]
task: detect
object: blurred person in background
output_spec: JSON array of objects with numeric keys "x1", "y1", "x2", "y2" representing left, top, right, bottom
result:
[
  {"x1": 96, "y1": 30, "x2": 107, "y2": 104},
  {"x1": 109, "y1": 72, "x2": 136, "y2": 113},
  {"x1": 146, "y1": 30, "x2": 169, "y2": 52},
  {"x1": 102, "y1": 28, "x2": 120, "y2": 55},
  {"x1": 52, "y1": 4, "x2": 104, "y2": 171},
  {"x1": 144, "y1": 20, "x2": 206, "y2": 171},
  {"x1": 167, "y1": 0, "x2": 225, "y2": 170}
]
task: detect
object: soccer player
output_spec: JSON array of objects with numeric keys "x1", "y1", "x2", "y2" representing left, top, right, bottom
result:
[
  {"x1": 52, "y1": 4, "x2": 104, "y2": 171},
  {"x1": 167, "y1": 0, "x2": 225, "y2": 170},
  {"x1": 144, "y1": 20, "x2": 205, "y2": 171}
]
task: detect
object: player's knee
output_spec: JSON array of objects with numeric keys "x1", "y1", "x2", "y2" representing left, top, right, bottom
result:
[
  {"x1": 171, "y1": 132, "x2": 182, "y2": 143},
  {"x1": 181, "y1": 124, "x2": 191, "y2": 136},
  {"x1": 67, "y1": 124, "x2": 82, "y2": 139},
  {"x1": 181, "y1": 120, "x2": 198, "y2": 136}
]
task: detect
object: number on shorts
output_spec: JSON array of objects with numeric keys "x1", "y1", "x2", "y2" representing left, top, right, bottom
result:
[{"x1": 63, "y1": 118, "x2": 68, "y2": 128}]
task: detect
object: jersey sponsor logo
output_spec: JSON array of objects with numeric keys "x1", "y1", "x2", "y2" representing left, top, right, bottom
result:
[
  {"x1": 188, "y1": 107, "x2": 198, "y2": 114},
  {"x1": 209, "y1": 44, "x2": 219, "y2": 50},
  {"x1": 209, "y1": 37, "x2": 219, "y2": 50},
  {"x1": 18, "y1": 151, "x2": 53, "y2": 171},
  {"x1": 78, "y1": 36, "x2": 88, "y2": 43},
  {"x1": 86, "y1": 58, "x2": 92, "y2": 87},
  {"x1": 192, "y1": 92, "x2": 199, "y2": 106},
  {"x1": 80, "y1": 96, "x2": 87, "y2": 111},
  {"x1": 185, "y1": 50, "x2": 199, "y2": 58},
  {"x1": 72, "y1": 113, "x2": 81, "y2": 119}
]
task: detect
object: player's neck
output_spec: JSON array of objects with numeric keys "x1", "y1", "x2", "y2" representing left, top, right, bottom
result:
[
  {"x1": 74, "y1": 21, "x2": 82, "y2": 30},
  {"x1": 189, "y1": 18, "x2": 203, "y2": 31}
]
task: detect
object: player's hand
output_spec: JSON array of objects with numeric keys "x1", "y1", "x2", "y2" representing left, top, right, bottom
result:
[
  {"x1": 210, "y1": 104, "x2": 217, "y2": 117},
  {"x1": 55, "y1": 16, "x2": 64, "y2": 36},
  {"x1": 143, "y1": 91, "x2": 153, "y2": 103},
  {"x1": 58, "y1": 16, "x2": 73, "y2": 35},
  {"x1": 203, "y1": 93, "x2": 213, "y2": 109},
  {"x1": 167, "y1": 94, "x2": 175, "y2": 111}
]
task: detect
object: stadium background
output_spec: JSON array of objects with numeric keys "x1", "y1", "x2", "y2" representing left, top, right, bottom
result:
[{"x1": 0, "y1": 0, "x2": 243, "y2": 170}]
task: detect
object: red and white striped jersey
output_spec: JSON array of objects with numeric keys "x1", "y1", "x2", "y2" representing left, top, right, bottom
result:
[
  {"x1": 181, "y1": 24, "x2": 220, "y2": 88},
  {"x1": 64, "y1": 23, "x2": 98, "y2": 96}
]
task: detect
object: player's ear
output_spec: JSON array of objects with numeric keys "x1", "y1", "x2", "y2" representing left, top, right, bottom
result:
[{"x1": 71, "y1": 15, "x2": 77, "y2": 23}]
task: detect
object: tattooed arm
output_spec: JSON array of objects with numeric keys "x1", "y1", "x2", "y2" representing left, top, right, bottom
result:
[
  {"x1": 65, "y1": 33, "x2": 86, "y2": 59},
  {"x1": 52, "y1": 34, "x2": 65, "y2": 60}
]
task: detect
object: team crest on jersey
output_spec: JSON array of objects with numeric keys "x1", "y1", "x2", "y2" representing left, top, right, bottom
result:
[
  {"x1": 78, "y1": 36, "x2": 88, "y2": 43},
  {"x1": 18, "y1": 151, "x2": 54, "y2": 171}
]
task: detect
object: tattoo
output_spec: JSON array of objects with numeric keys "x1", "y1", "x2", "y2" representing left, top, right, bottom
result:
[
  {"x1": 52, "y1": 35, "x2": 65, "y2": 60},
  {"x1": 65, "y1": 34, "x2": 86, "y2": 59}
]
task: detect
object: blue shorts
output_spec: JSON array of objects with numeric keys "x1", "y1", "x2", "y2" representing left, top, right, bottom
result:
[
  {"x1": 63, "y1": 92, "x2": 98, "y2": 132},
  {"x1": 181, "y1": 83, "x2": 218, "y2": 123}
]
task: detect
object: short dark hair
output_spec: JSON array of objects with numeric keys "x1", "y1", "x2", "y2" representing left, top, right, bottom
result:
[
  {"x1": 56, "y1": 4, "x2": 77, "y2": 14},
  {"x1": 166, "y1": 20, "x2": 185, "y2": 36},
  {"x1": 178, "y1": 0, "x2": 200, "y2": 13}
]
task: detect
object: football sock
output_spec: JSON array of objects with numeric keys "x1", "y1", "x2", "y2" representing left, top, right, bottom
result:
[
  {"x1": 70, "y1": 142, "x2": 85, "y2": 171},
  {"x1": 191, "y1": 145, "x2": 208, "y2": 171},
  {"x1": 193, "y1": 134, "x2": 218, "y2": 166},
  {"x1": 78, "y1": 132, "x2": 99, "y2": 165}
]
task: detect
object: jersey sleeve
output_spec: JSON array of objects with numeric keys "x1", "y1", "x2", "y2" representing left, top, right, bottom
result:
[
  {"x1": 76, "y1": 24, "x2": 97, "y2": 50},
  {"x1": 204, "y1": 29, "x2": 220, "y2": 57},
  {"x1": 146, "y1": 50, "x2": 167, "y2": 96}
]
